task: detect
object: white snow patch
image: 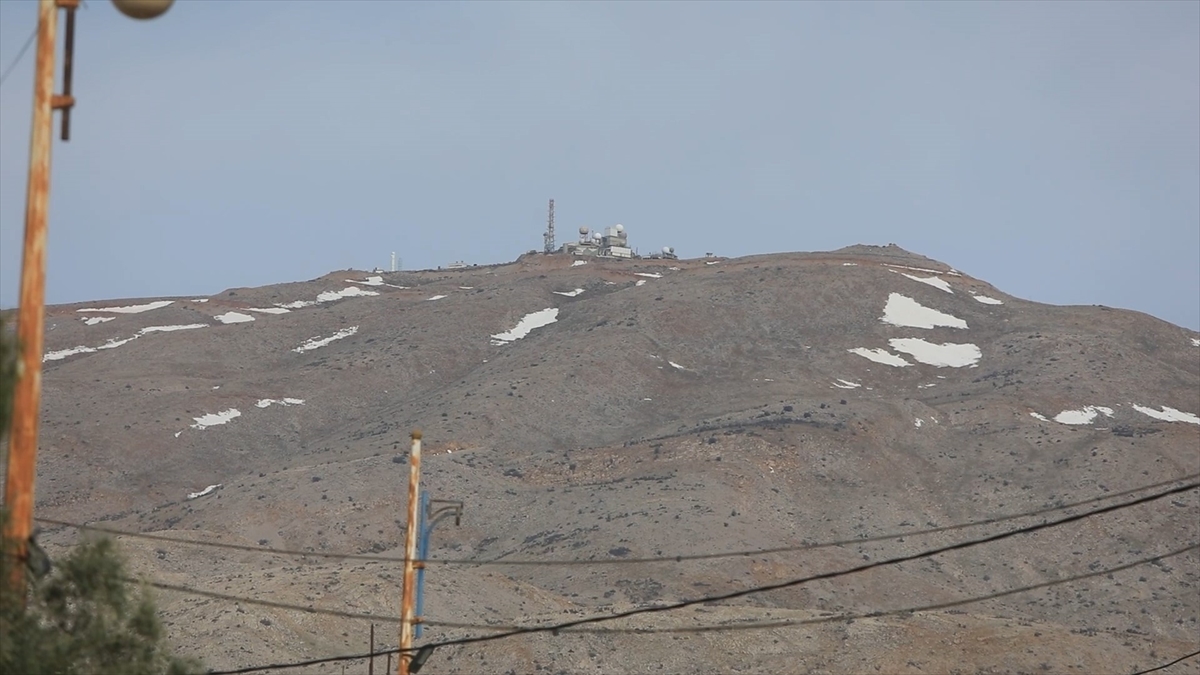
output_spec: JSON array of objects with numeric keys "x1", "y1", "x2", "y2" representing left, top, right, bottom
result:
[
  {"x1": 842, "y1": 262, "x2": 857, "y2": 266},
  {"x1": 140, "y1": 324, "x2": 207, "y2": 333},
  {"x1": 256, "y1": 398, "x2": 306, "y2": 408},
  {"x1": 426, "y1": 294, "x2": 447, "y2": 301},
  {"x1": 318, "y1": 287, "x2": 379, "y2": 302},
  {"x1": 81, "y1": 317, "x2": 115, "y2": 326},
  {"x1": 1030, "y1": 412, "x2": 1049, "y2": 422},
  {"x1": 1192, "y1": 338, "x2": 1200, "y2": 347},
  {"x1": 193, "y1": 298, "x2": 209, "y2": 303},
  {"x1": 277, "y1": 299, "x2": 316, "y2": 309},
  {"x1": 635, "y1": 280, "x2": 647, "y2": 286},
  {"x1": 97, "y1": 336, "x2": 136, "y2": 350},
  {"x1": 643, "y1": 397, "x2": 653, "y2": 401},
  {"x1": 571, "y1": 260, "x2": 588, "y2": 267},
  {"x1": 77, "y1": 300, "x2": 173, "y2": 314},
  {"x1": 187, "y1": 484, "x2": 221, "y2": 500},
  {"x1": 705, "y1": 260, "x2": 720, "y2": 265},
  {"x1": 347, "y1": 275, "x2": 386, "y2": 286},
  {"x1": 918, "y1": 383, "x2": 937, "y2": 389},
  {"x1": 1132, "y1": 404, "x2": 1200, "y2": 425},
  {"x1": 915, "y1": 418, "x2": 923, "y2": 428},
  {"x1": 212, "y1": 386, "x2": 220, "y2": 389},
  {"x1": 294, "y1": 326, "x2": 358, "y2": 353},
  {"x1": 848, "y1": 347, "x2": 912, "y2": 367},
  {"x1": 634, "y1": 272, "x2": 662, "y2": 279},
  {"x1": 832, "y1": 379, "x2": 861, "y2": 389},
  {"x1": 554, "y1": 289, "x2": 585, "y2": 297},
  {"x1": 247, "y1": 307, "x2": 291, "y2": 315},
  {"x1": 459, "y1": 286, "x2": 474, "y2": 290},
  {"x1": 214, "y1": 312, "x2": 255, "y2": 324},
  {"x1": 1053, "y1": 406, "x2": 1114, "y2": 425},
  {"x1": 190, "y1": 408, "x2": 241, "y2": 430},
  {"x1": 881, "y1": 293, "x2": 968, "y2": 329},
  {"x1": 174, "y1": 430, "x2": 183, "y2": 437},
  {"x1": 44, "y1": 345, "x2": 96, "y2": 361},
  {"x1": 888, "y1": 338, "x2": 981, "y2": 368},
  {"x1": 669, "y1": 267, "x2": 681, "y2": 271},
  {"x1": 884, "y1": 264, "x2": 947, "y2": 276},
  {"x1": 901, "y1": 273, "x2": 954, "y2": 294},
  {"x1": 491, "y1": 308, "x2": 559, "y2": 345},
  {"x1": 668, "y1": 361, "x2": 686, "y2": 370},
  {"x1": 972, "y1": 294, "x2": 1004, "y2": 305}
]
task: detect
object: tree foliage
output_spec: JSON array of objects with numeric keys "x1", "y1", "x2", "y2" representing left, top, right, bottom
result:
[{"x1": 1, "y1": 317, "x2": 201, "y2": 674}]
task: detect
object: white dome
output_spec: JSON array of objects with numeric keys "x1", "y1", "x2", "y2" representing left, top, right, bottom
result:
[
  {"x1": 579, "y1": 226, "x2": 589, "y2": 235},
  {"x1": 615, "y1": 224, "x2": 625, "y2": 233}
]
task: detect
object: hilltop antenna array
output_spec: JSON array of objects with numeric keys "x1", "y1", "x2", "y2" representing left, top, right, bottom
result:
[{"x1": 543, "y1": 199, "x2": 555, "y2": 254}]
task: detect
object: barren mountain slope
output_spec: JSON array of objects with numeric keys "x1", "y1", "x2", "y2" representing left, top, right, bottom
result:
[{"x1": 12, "y1": 245, "x2": 1200, "y2": 675}]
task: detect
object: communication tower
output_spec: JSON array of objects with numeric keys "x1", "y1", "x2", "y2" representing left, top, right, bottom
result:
[{"x1": 543, "y1": 199, "x2": 556, "y2": 254}]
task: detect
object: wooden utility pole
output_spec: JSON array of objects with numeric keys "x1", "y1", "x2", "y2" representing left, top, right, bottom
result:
[
  {"x1": 4, "y1": 0, "x2": 74, "y2": 595},
  {"x1": 368, "y1": 623, "x2": 375, "y2": 675},
  {"x1": 397, "y1": 430, "x2": 423, "y2": 675}
]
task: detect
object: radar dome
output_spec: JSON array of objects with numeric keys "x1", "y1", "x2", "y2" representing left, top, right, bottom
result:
[
  {"x1": 662, "y1": 246, "x2": 672, "y2": 254},
  {"x1": 615, "y1": 224, "x2": 625, "y2": 233},
  {"x1": 579, "y1": 226, "x2": 589, "y2": 235},
  {"x1": 593, "y1": 232, "x2": 602, "y2": 241}
]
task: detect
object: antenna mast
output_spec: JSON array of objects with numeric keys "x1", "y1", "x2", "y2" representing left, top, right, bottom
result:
[{"x1": 543, "y1": 199, "x2": 555, "y2": 254}]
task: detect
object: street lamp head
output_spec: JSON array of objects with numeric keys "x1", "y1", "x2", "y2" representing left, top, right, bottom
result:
[{"x1": 111, "y1": 0, "x2": 174, "y2": 19}]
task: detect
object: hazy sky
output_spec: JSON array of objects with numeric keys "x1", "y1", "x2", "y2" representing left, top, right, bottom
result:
[{"x1": 1, "y1": 0, "x2": 1197, "y2": 329}]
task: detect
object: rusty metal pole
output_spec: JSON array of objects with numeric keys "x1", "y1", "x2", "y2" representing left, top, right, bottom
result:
[
  {"x1": 397, "y1": 430, "x2": 422, "y2": 675},
  {"x1": 4, "y1": 0, "x2": 60, "y2": 597}
]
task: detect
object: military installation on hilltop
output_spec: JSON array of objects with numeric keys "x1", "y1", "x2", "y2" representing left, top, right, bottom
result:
[{"x1": 542, "y1": 199, "x2": 677, "y2": 261}]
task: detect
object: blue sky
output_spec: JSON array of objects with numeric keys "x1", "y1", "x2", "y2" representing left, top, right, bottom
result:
[{"x1": 1, "y1": 0, "x2": 1197, "y2": 329}]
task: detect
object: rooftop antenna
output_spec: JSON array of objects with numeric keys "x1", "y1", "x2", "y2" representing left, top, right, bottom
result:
[
  {"x1": 391, "y1": 252, "x2": 397, "y2": 272},
  {"x1": 543, "y1": 199, "x2": 555, "y2": 254}
]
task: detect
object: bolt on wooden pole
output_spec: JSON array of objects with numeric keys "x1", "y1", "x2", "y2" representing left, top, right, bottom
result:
[
  {"x1": 397, "y1": 430, "x2": 422, "y2": 675},
  {"x1": 4, "y1": 0, "x2": 61, "y2": 597}
]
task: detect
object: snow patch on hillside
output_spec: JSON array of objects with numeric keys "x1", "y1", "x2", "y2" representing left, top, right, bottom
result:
[
  {"x1": 256, "y1": 398, "x2": 306, "y2": 408},
  {"x1": 77, "y1": 300, "x2": 173, "y2": 314},
  {"x1": 1132, "y1": 404, "x2": 1200, "y2": 425},
  {"x1": 491, "y1": 308, "x2": 559, "y2": 345},
  {"x1": 187, "y1": 484, "x2": 221, "y2": 500},
  {"x1": 571, "y1": 260, "x2": 588, "y2": 267},
  {"x1": 972, "y1": 294, "x2": 1004, "y2": 305},
  {"x1": 247, "y1": 307, "x2": 290, "y2": 315},
  {"x1": 81, "y1": 317, "x2": 115, "y2": 326},
  {"x1": 901, "y1": 273, "x2": 953, "y2": 293},
  {"x1": 214, "y1": 312, "x2": 255, "y2": 324},
  {"x1": 427, "y1": 295, "x2": 447, "y2": 301},
  {"x1": 832, "y1": 379, "x2": 861, "y2": 389},
  {"x1": 554, "y1": 289, "x2": 585, "y2": 297},
  {"x1": 1030, "y1": 412, "x2": 1050, "y2": 422},
  {"x1": 635, "y1": 272, "x2": 662, "y2": 279},
  {"x1": 881, "y1": 293, "x2": 967, "y2": 329},
  {"x1": 294, "y1": 327, "x2": 358, "y2": 353},
  {"x1": 848, "y1": 347, "x2": 911, "y2": 367},
  {"x1": 1053, "y1": 406, "x2": 1114, "y2": 425},
  {"x1": 140, "y1": 324, "x2": 207, "y2": 333},
  {"x1": 635, "y1": 280, "x2": 647, "y2": 286},
  {"x1": 191, "y1": 408, "x2": 241, "y2": 430},
  {"x1": 888, "y1": 338, "x2": 981, "y2": 368},
  {"x1": 1192, "y1": 338, "x2": 1200, "y2": 347}
]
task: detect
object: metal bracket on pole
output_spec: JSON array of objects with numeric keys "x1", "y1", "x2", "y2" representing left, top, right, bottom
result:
[{"x1": 414, "y1": 495, "x2": 462, "y2": 638}]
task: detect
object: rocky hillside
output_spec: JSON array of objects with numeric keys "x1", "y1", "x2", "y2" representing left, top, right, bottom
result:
[{"x1": 14, "y1": 244, "x2": 1200, "y2": 674}]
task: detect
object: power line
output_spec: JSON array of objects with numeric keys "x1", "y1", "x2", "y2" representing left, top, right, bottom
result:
[
  {"x1": 203, "y1": 544, "x2": 1195, "y2": 675},
  {"x1": 37, "y1": 472, "x2": 1200, "y2": 567},
  {"x1": 0, "y1": 26, "x2": 37, "y2": 88},
  {"x1": 393, "y1": 481, "x2": 1199, "y2": 653},
  {"x1": 1130, "y1": 649, "x2": 1200, "y2": 675}
]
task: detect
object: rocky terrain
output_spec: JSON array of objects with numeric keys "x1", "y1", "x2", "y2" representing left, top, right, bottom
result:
[{"x1": 8, "y1": 244, "x2": 1200, "y2": 674}]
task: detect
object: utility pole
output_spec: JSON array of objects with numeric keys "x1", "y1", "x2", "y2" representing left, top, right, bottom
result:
[
  {"x1": 5, "y1": 0, "x2": 71, "y2": 596},
  {"x1": 397, "y1": 430, "x2": 422, "y2": 675},
  {"x1": 3, "y1": 0, "x2": 172, "y2": 597}
]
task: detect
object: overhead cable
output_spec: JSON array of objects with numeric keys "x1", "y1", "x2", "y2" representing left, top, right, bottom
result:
[{"x1": 38, "y1": 472, "x2": 1199, "y2": 567}]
